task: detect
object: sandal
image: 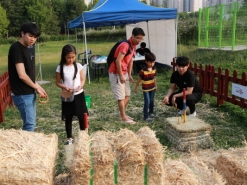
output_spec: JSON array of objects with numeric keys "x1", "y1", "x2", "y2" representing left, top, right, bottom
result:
[
  {"x1": 119, "y1": 115, "x2": 134, "y2": 120},
  {"x1": 121, "y1": 119, "x2": 136, "y2": 124}
]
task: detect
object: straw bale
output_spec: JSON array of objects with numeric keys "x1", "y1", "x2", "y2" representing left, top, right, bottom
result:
[
  {"x1": 216, "y1": 150, "x2": 247, "y2": 185},
  {"x1": 115, "y1": 128, "x2": 145, "y2": 185},
  {"x1": 182, "y1": 154, "x2": 226, "y2": 185},
  {"x1": 163, "y1": 159, "x2": 199, "y2": 185},
  {"x1": 136, "y1": 126, "x2": 165, "y2": 185},
  {"x1": 90, "y1": 131, "x2": 115, "y2": 185},
  {"x1": 166, "y1": 117, "x2": 212, "y2": 133},
  {"x1": 70, "y1": 131, "x2": 91, "y2": 185},
  {"x1": 186, "y1": 149, "x2": 220, "y2": 169},
  {"x1": 165, "y1": 117, "x2": 214, "y2": 151},
  {"x1": 54, "y1": 173, "x2": 71, "y2": 185},
  {"x1": 0, "y1": 129, "x2": 58, "y2": 185}
]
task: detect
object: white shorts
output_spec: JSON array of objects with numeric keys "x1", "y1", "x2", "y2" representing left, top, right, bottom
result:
[{"x1": 109, "y1": 73, "x2": 131, "y2": 100}]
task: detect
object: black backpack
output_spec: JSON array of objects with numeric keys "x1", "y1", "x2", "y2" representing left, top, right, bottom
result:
[{"x1": 107, "y1": 40, "x2": 132, "y2": 68}]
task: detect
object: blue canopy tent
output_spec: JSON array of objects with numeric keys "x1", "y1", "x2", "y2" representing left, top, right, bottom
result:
[
  {"x1": 68, "y1": 0, "x2": 177, "y2": 28},
  {"x1": 67, "y1": 0, "x2": 177, "y2": 82}
]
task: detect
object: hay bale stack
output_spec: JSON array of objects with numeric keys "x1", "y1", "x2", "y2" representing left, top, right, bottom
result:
[
  {"x1": 163, "y1": 159, "x2": 199, "y2": 185},
  {"x1": 70, "y1": 131, "x2": 91, "y2": 185},
  {"x1": 216, "y1": 149, "x2": 247, "y2": 185},
  {"x1": 54, "y1": 173, "x2": 71, "y2": 185},
  {"x1": 182, "y1": 155, "x2": 226, "y2": 185},
  {"x1": 165, "y1": 117, "x2": 214, "y2": 151},
  {"x1": 115, "y1": 128, "x2": 145, "y2": 185},
  {"x1": 90, "y1": 131, "x2": 115, "y2": 185},
  {"x1": 136, "y1": 126, "x2": 165, "y2": 185},
  {"x1": 0, "y1": 129, "x2": 58, "y2": 185}
]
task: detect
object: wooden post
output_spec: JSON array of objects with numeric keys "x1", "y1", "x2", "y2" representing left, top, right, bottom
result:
[{"x1": 84, "y1": 113, "x2": 88, "y2": 133}]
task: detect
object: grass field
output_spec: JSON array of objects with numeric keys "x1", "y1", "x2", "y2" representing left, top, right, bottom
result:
[{"x1": 0, "y1": 40, "x2": 247, "y2": 175}]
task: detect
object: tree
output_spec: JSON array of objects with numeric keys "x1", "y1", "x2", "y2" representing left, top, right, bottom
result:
[
  {"x1": 61, "y1": 0, "x2": 87, "y2": 34},
  {"x1": 0, "y1": 4, "x2": 9, "y2": 37},
  {"x1": 0, "y1": 0, "x2": 29, "y2": 36},
  {"x1": 25, "y1": 0, "x2": 60, "y2": 35}
]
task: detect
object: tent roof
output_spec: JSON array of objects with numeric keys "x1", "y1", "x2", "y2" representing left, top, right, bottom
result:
[{"x1": 67, "y1": 0, "x2": 177, "y2": 29}]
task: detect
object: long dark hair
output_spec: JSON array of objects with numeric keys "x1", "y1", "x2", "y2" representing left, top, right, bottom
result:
[{"x1": 59, "y1": 44, "x2": 78, "y2": 81}]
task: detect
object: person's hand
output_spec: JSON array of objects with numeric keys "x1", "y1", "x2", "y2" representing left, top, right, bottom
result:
[
  {"x1": 36, "y1": 86, "x2": 47, "y2": 98},
  {"x1": 119, "y1": 75, "x2": 126, "y2": 83},
  {"x1": 163, "y1": 96, "x2": 169, "y2": 104},
  {"x1": 134, "y1": 88, "x2": 138, "y2": 94},
  {"x1": 129, "y1": 75, "x2": 135, "y2": 83}
]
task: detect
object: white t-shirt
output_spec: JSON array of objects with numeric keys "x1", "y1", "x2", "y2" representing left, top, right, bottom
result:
[{"x1": 56, "y1": 63, "x2": 84, "y2": 95}]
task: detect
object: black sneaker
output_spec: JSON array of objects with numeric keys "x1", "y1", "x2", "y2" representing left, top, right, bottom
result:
[
  {"x1": 144, "y1": 117, "x2": 154, "y2": 123},
  {"x1": 149, "y1": 113, "x2": 155, "y2": 118}
]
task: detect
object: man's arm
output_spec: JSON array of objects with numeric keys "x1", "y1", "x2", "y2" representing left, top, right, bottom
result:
[
  {"x1": 163, "y1": 83, "x2": 176, "y2": 104},
  {"x1": 115, "y1": 52, "x2": 125, "y2": 83},
  {"x1": 16, "y1": 63, "x2": 47, "y2": 97}
]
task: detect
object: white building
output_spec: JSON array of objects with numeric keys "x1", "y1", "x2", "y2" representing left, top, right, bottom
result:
[
  {"x1": 158, "y1": 0, "x2": 242, "y2": 12},
  {"x1": 202, "y1": 0, "x2": 244, "y2": 7}
]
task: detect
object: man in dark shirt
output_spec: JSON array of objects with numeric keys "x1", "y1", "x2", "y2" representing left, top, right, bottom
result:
[
  {"x1": 136, "y1": 42, "x2": 151, "y2": 56},
  {"x1": 135, "y1": 42, "x2": 151, "y2": 72},
  {"x1": 8, "y1": 22, "x2": 47, "y2": 131},
  {"x1": 162, "y1": 56, "x2": 202, "y2": 116}
]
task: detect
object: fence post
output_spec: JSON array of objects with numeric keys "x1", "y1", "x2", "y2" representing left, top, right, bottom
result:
[
  {"x1": 217, "y1": 67, "x2": 224, "y2": 106},
  {"x1": 209, "y1": 66, "x2": 215, "y2": 96},
  {"x1": 171, "y1": 58, "x2": 176, "y2": 71},
  {"x1": 231, "y1": 70, "x2": 238, "y2": 105},
  {"x1": 240, "y1": 72, "x2": 247, "y2": 108}
]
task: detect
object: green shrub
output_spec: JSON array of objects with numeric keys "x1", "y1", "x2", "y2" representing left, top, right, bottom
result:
[
  {"x1": 7, "y1": 37, "x2": 17, "y2": 44},
  {"x1": 39, "y1": 35, "x2": 50, "y2": 42},
  {"x1": 0, "y1": 38, "x2": 8, "y2": 45}
]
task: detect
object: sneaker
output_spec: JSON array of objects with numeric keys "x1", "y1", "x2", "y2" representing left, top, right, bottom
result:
[
  {"x1": 144, "y1": 117, "x2": 154, "y2": 123},
  {"x1": 178, "y1": 107, "x2": 190, "y2": 115},
  {"x1": 189, "y1": 111, "x2": 197, "y2": 117},
  {"x1": 149, "y1": 113, "x2": 155, "y2": 118},
  {"x1": 65, "y1": 139, "x2": 74, "y2": 145},
  {"x1": 177, "y1": 110, "x2": 184, "y2": 115}
]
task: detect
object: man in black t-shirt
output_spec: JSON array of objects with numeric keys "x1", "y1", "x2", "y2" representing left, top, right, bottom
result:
[
  {"x1": 135, "y1": 42, "x2": 151, "y2": 72},
  {"x1": 8, "y1": 22, "x2": 47, "y2": 131},
  {"x1": 136, "y1": 42, "x2": 151, "y2": 56},
  {"x1": 163, "y1": 56, "x2": 202, "y2": 116}
]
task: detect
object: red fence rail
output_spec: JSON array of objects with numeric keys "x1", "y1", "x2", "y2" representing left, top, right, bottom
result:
[
  {"x1": 0, "y1": 71, "x2": 13, "y2": 123},
  {"x1": 171, "y1": 58, "x2": 247, "y2": 108}
]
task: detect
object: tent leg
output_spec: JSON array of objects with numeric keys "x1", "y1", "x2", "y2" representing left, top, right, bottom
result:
[
  {"x1": 83, "y1": 21, "x2": 90, "y2": 84},
  {"x1": 87, "y1": 64, "x2": 90, "y2": 84}
]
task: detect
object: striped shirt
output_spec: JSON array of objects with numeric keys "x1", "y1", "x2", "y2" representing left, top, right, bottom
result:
[{"x1": 139, "y1": 66, "x2": 157, "y2": 92}]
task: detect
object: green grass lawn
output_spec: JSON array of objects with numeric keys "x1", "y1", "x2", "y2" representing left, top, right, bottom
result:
[{"x1": 0, "y1": 41, "x2": 247, "y2": 175}]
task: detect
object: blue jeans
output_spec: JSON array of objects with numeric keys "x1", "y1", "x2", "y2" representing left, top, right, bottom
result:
[
  {"x1": 143, "y1": 90, "x2": 155, "y2": 119},
  {"x1": 12, "y1": 93, "x2": 36, "y2": 131}
]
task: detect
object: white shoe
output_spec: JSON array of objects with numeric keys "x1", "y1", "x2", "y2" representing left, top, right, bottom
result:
[
  {"x1": 178, "y1": 110, "x2": 184, "y2": 115},
  {"x1": 178, "y1": 107, "x2": 190, "y2": 115},
  {"x1": 189, "y1": 111, "x2": 196, "y2": 117}
]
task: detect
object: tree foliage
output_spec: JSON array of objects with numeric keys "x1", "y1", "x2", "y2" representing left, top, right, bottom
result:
[
  {"x1": 178, "y1": 12, "x2": 198, "y2": 44},
  {"x1": 0, "y1": 0, "x2": 198, "y2": 42},
  {"x1": 0, "y1": 0, "x2": 87, "y2": 36},
  {"x1": 0, "y1": 4, "x2": 9, "y2": 37}
]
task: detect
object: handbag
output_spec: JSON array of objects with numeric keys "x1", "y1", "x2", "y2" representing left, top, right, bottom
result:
[
  {"x1": 60, "y1": 79, "x2": 75, "y2": 102},
  {"x1": 60, "y1": 90, "x2": 74, "y2": 102}
]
